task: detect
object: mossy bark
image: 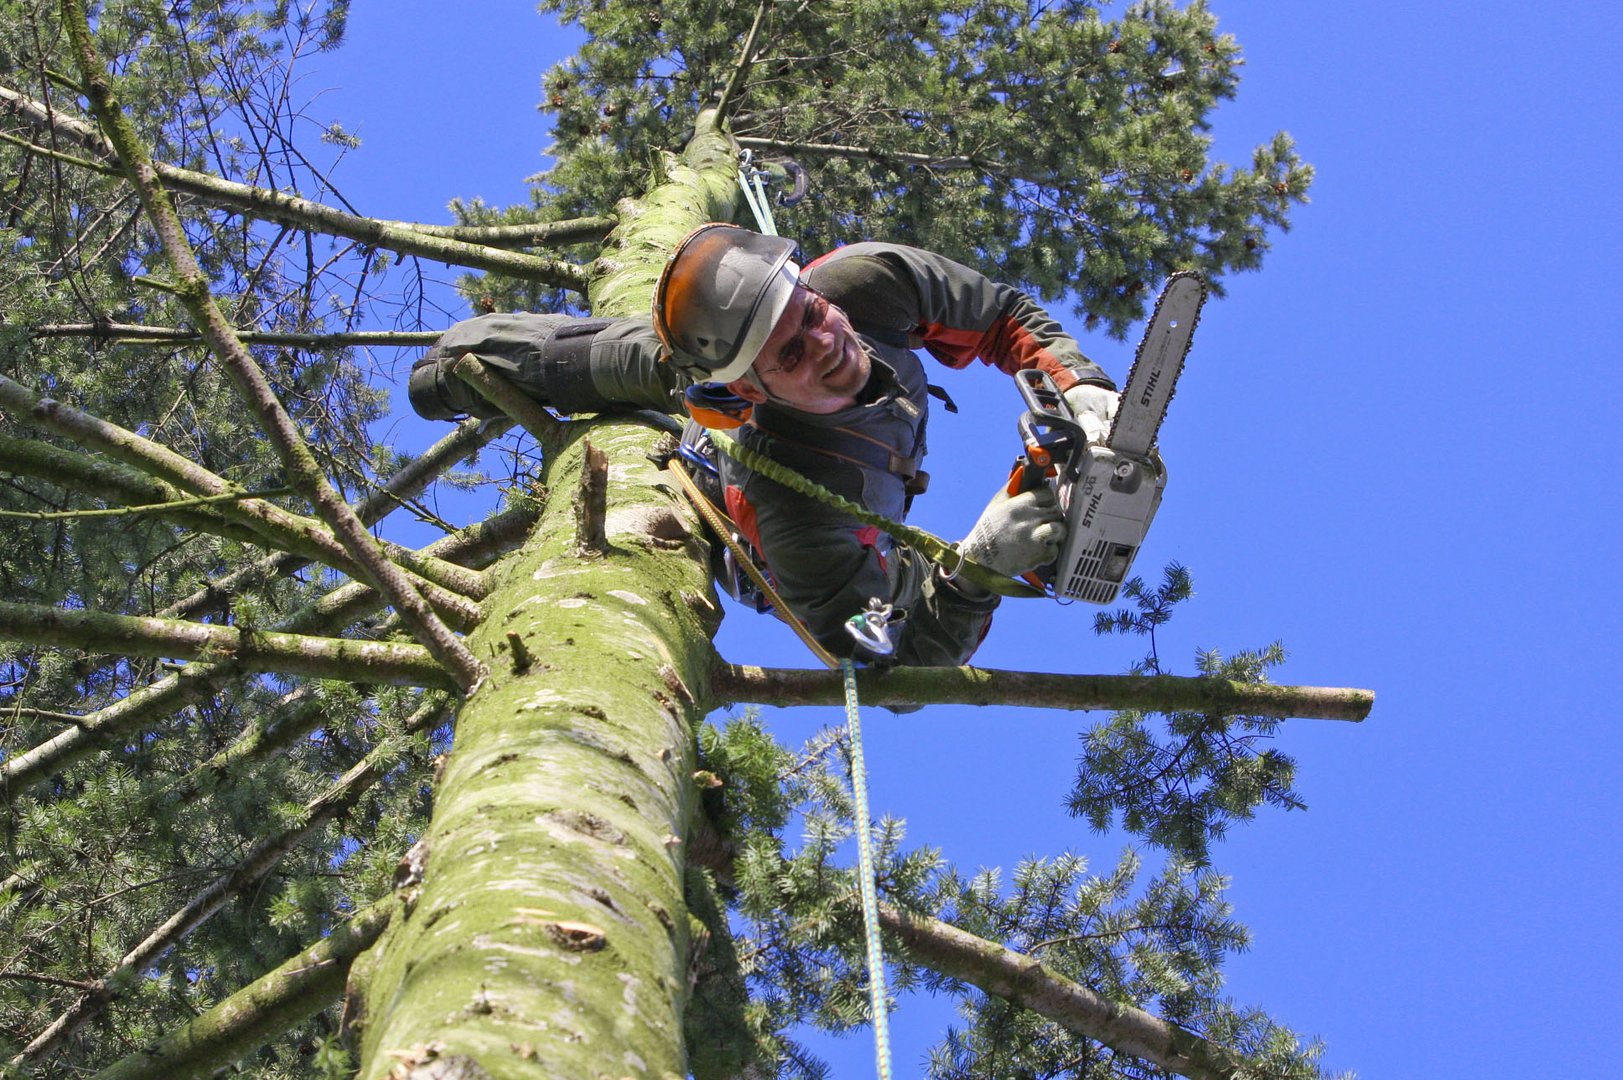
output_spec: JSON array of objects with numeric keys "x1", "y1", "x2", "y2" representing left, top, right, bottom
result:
[
  {"x1": 350, "y1": 118, "x2": 739, "y2": 1079},
  {"x1": 352, "y1": 425, "x2": 721, "y2": 1079}
]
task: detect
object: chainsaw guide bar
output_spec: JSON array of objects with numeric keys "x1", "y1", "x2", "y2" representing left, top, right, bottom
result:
[{"x1": 1047, "y1": 270, "x2": 1207, "y2": 604}]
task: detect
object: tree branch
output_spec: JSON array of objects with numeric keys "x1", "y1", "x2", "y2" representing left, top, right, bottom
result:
[
  {"x1": 0, "y1": 375, "x2": 484, "y2": 609},
  {"x1": 154, "y1": 416, "x2": 514, "y2": 623},
  {"x1": 879, "y1": 904, "x2": 1248, "y2": 1080},
  {"x1": 0, "y1": 486, "x2": 290, "y2": 522},
  {"x1": 0, "y1": 511, "x2": 529, "y2": 798},
  {"x1": 0, "y1": 434, "x2": 276, "y2": 551},
  {"x1": 28, "y1": 323, "x2": 444, "y2": 347},
  {"x1": 89, "y1": 899, "x2": 393, "y2": 1080},
  {"x1": 373, "y1": 215, "x2": 617, "y2": 248},
  {"x1": 13, "y1": 695, "x2": 447, "y2": 1068},
  {"x1": 450, "y1": 353, "x2": 566, "y2": 446},
  {"x1": 0, "y1": 600, "x2": 456, "y2": 689},
  {"x1": 735, "y1": 134, "x2": 995, "y2": 172},
  {"x1": 712, "y1": 664, "x2": 1374, "y2": 722},
  {"x1": 62, "y1": 5, "x2": 487, "y2": 690},
  {"x1": 714, "y1": 0, "x2": 773, "y2": 125},
  {"x1": 0, "y1": 83, "x2": 591, "y2": 289},
  {"x1": 685, "y1": 821, "x2": 1260, "y2": 1079}
]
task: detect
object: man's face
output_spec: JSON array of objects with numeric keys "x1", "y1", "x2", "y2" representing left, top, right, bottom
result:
[{"x1": 737, "y1": 284, "x2": 871, "y2": 414}]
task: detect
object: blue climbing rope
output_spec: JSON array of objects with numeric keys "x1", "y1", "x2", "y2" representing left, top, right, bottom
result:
[{"x1": 841, "y1": 656, "x2": 894, "y2": 1080}]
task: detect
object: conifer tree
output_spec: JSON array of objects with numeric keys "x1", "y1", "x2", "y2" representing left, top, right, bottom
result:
[{"x1": 0, "y1": 2, "x2": 1368, "y2": 1077}]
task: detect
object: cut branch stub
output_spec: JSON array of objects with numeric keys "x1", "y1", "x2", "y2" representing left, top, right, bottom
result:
[{"x1": 573, "y1": 440, "x2": 610, "y2": 556}]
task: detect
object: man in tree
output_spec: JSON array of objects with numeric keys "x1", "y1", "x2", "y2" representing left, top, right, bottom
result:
[{"x1": 409, "y1": 223, "x2": 1122, "y2": 664}]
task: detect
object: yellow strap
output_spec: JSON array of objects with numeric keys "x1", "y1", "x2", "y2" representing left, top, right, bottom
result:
[{"x1": 666, "y1": 456, "x2": 839, "y2": 669}]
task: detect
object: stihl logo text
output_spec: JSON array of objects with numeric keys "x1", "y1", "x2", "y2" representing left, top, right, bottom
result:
[
  {"x1": 1078, "y1": 476, "x2": 1102, "y2": 527},
  {"x1": 1138, "y1": 369, "x2": 1161, "y2": 407}
]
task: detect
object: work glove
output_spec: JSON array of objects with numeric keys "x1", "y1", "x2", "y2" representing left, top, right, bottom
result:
[
  {"x1": 947, "y1": 484, "x2": 1065, "y2": 599},
  {"x1": 1063, "y1": 382, "x2": 1119, "y2": 445}
]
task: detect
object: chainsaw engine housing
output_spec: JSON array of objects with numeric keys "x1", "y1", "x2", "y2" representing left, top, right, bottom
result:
[{"x1": 1051, "y1": 446, "x2": 1166, "y2": 604}]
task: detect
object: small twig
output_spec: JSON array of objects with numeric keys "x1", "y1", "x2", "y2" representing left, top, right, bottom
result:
[
  {"x1": 0, "y1": 128, "x2": 118, "y2": 176},
  {"x1": 0, "y1": 971, "x2": 101, "y2": 992},
  {"x1": 3, "y1": 708, "x2": 91, "y2": 728},
  {"x1": 129, "y1": 275, "x2": 183, "y2": 295}
]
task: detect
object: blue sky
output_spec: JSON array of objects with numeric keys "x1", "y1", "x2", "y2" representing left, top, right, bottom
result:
[{"x1": 313, "y1": 2, "x2": 1622, "y2": 1074}]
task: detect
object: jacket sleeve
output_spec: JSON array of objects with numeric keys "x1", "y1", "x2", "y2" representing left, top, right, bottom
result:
[
  {"x1": 726, "y1": 466, "x2": 998, "y2": 666},
  {"x1": 804, "y1": 242, "x2": 1115, "y2": 393}
]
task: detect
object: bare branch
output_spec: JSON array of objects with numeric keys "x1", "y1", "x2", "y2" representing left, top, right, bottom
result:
[
  {"x1": 0, "y1": 509, "x2": 530, "y2": 798},
  {"x1": 0, "y1": 486, "x2": 290, "y2": 522},
  {"x1": 89, "y1": 899, "x2": 394, "y2": 1080},
  {"x1": 155, "y1": 417, "x2": 515, "y2": 624},
  {"x1": 714, "y1": 0, "x2": 774, "y2": 124},
  {"x1": 374, "y1": 215, "x2": 617, "y2": 248},
  {"x1": 29, "y1": 323, "x2": 444, "y2": 347},
  {"x1": 0, "y1": 83, "x2": 591, "y2": 290},
  {"x1": 0, "y1": 599, "x2": 457, "y2": 689},
  {"x1": 451, "y1": 353, "x2": 566, "y2": 445},
  {"x1": 735, "y1": 134, "x2": 995, "y2": 172},
  {"x1": 61, "y1": 6, "x2": 487, "y2": 689},
  {"x1": 0, "y1": 375, "x2": 483, "y2": 610},
  {"x1": 712, "y1": 664, "x2": 1375, "y2": 722}
]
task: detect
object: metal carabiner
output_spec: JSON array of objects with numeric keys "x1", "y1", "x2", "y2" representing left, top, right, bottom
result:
[{"x1": 845, "y1": 598, "x2": 898, "y2": 658}]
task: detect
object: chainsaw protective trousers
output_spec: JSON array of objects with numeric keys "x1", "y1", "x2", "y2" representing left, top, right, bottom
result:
[{"x1": 408, "y1": 313, "x2": 685, "y2": 420}]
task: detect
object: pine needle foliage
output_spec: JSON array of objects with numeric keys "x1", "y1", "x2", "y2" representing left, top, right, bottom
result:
[
  {"x1": 700, "y1": 706, "x2": 1330, "y2": 1078},
  {"x1": 1072, "y1": 566, "x2": 1307, "y2": 864},
  {"x1": 0, "y1": 0, "x2": 1344, "y2": 1075},
  {"x1": 477, "y1": 0, "x2": 1312, "y2": 334}
]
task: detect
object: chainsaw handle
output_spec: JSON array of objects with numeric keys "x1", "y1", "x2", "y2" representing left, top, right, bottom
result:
[
  {"x1": 1005, "y1": 456, "x2": 1047, "y2": 497},
  {"x1": 1014, "y1": 369, "x2": 1086, "y2": 436}
]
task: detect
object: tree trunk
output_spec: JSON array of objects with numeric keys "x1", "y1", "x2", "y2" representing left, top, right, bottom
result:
[{"x1": 349, "y1": 117, "x2": 739, "y2": 1080}]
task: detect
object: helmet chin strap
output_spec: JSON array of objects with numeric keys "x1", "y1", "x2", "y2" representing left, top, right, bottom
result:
[{"x1": 740, "y1": 365, "x2": 798, "y2": 409}]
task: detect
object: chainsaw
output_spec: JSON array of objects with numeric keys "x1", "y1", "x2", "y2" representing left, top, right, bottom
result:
[{"x1": 1005, "y1": 271, "x2": 1206, "y2": 604}]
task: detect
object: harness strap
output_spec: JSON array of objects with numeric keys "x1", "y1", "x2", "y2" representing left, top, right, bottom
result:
[
  {"x1": 708, "y1": 429, "x2": 1044, "y2": 599},
  {"x1": 750, "y1": 411, "x2": 927, "y2": 494},
  {"x1": 665, "y1": 455, "x2": 839, "y2": 669}
]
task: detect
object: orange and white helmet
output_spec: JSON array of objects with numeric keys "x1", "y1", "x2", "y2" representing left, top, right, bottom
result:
[{"x1": 653, "y1": 223, "x2": 799, "y2": 384}]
